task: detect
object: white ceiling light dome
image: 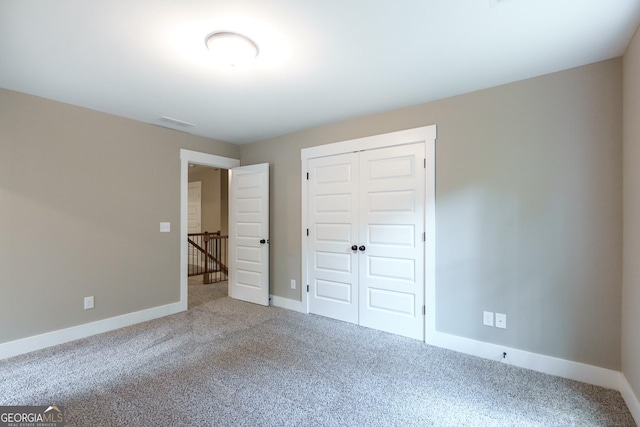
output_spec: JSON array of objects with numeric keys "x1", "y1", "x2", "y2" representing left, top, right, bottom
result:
[{"x1": 204, "y1": 31, "x2": 259, "y2": 66}]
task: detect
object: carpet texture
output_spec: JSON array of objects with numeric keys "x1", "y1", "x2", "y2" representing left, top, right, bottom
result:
[{"x1": 0, "y1": 282, "x2": 636, "y2": 426}]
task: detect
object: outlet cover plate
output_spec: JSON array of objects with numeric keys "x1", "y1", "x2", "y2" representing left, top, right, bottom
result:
[
  {"x1": 160, "y1": 222, "x2": 171, "y2": 232},
  {"x1": 84, "y1": 296, "x2": 94, "y2": 310},
  {"x1": 483, "y1": 311, "x2": 494, "y2": 327},
  {"x1": 496, "y1": 313, "x2": 507, "y2": 329}
]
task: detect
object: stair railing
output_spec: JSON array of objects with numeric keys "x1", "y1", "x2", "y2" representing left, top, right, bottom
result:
[{"x1": 187, "y1": 231, "x2": 228, "y2": 284}]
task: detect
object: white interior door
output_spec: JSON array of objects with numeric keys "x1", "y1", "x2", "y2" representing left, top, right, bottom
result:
[
  {"x1": 188, "y1": 181, "x2": 202, "y2": 233},
  {"x1": 308, "y1": 153, "x2": 359, "y2": 323},
  {"x1": 358, "y1": 144, "x2": 425, "y2": 339},
  {"x1": 188, "y1": 181, "x2": 201, "y2": 267},
  {"x1": 228, "y1": 163, "x2": 270, "y2": 306}
]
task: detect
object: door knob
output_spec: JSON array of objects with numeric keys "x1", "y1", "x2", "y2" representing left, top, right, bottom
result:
[
  {"x1": 359, "y1": 245, "x2": 366, "y2": 251},
  {"x1": 351, "y1": 245, "x2": 358, "y2": 251},
  {"x1": 260, "y1": 239, "x2": 266, "y2": 244}
]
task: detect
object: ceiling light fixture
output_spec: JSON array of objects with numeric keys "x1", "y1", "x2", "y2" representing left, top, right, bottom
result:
[{"x1": 204, "y1": 31, "x2": 259, "y2": 66}]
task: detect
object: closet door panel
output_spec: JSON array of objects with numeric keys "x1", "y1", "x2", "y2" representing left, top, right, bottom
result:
[
  {"x1": 358, "y1": 143, "x2": 425, "y2": 340},
  {"x1": 308, "y1": 153, "x2": 359, "y2": 324}
]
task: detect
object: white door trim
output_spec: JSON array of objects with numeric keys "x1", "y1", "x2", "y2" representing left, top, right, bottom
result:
[
  {"x1": 301, "y1": 125, "x2": 437, "y2": 336},
  {"x1": 180, "y1": 150, "x2": 240, "y2": 310},
  {"x1": 301, "y1": 126, "x2": 437, "y2": 159}
]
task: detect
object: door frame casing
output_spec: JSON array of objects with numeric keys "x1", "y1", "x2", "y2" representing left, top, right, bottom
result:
[
  {"x1": 300, "y1": 125, "x2": 436, "y2": 340},
  {"x1": 179, "y1": 150, "x2": 240, "y2": 310}
]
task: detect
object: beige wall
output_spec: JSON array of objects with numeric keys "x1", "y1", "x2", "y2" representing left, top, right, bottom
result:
[
  {"x1": 241, "y1": 59, "x2": 623, "y2": 370},
  {"x1": 0, "y1": 88, "x2": 239, "y2": 343},
  {"x1": 623, "y1": 25, "x2": 640, "y2": 402},
  {"x1": 188, "y1": 167, "x2": 229, "y2": 235}
]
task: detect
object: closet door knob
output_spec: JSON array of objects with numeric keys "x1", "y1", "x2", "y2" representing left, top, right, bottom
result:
[
  {"x1": 351, "y1": 245, "x2": 358, "y2": 251},
  {"x1": 359, "y1": 245, "x2": 366, "y2": 251}
]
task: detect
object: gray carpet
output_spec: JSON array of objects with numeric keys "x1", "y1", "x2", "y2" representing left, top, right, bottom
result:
[{"x1": 0, "y1": 282, "x2": 635, "y2": 427}]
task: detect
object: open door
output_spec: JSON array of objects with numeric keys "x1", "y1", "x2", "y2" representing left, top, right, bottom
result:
[{"x1": 228, "y1": 163, "x2": 270, "y2": 306}]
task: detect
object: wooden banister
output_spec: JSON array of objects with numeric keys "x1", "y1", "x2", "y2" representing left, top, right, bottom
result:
[{"x1": 187, "y1": 231, "x2": 229, "y2": 282}]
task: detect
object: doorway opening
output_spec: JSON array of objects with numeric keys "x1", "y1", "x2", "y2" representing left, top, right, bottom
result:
[
  {"x1": 180, "y1": 150, "x2": 271, "y2": 310},
  {"x1": 187, "y1": 164, "x2": 229, "y2": 287},
  {"x1": 179, "y1": 150, "x2": 240, "y2": 311}
]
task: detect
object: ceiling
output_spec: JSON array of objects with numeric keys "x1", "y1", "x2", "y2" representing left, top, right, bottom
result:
[{"x1": 1, "y1": 0, "x2": 639, "y2": 145}]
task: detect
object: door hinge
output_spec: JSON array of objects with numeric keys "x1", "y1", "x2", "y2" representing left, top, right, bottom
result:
[
  {"x1": 306, "y1": 172, "x2": 309, "y2": 180},
  {"x1": 424, "y1": 158, "x2": 426, "y2": 168},
  {"x1": 307, "y1": 285, "x2": 309, "y2": 292},
  {"x1": 422, "y1": 232, "x2": 426, "y2": 242},
  {"x1": 306, "y1": 228, "x2": 309, "y2": 236},
  {"x1": 422, "y1": 305, "x2": 426, "y2": 315}
]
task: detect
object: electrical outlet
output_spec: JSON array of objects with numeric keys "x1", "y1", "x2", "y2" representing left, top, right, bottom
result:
[
  {"x1": 483, "y1": 311, "x2": 494, "y2": 327},
  {"x1": 160, "y1": 222, "x2": 171, "y2": 232},
  {"x1": 496, "y1": 313, "x2": 507, "y2": 329},
  {"x1": 291, "y1": 279, "x2": 296, "y2": 289},
  {"x1": 84, "y1": 296, "x2": 94, "y2": 310}
]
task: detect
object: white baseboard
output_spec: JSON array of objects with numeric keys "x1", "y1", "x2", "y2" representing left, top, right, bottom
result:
[
  {"x1": 0, "y1": 302, "x2": 185, "y2": 360},
  {"x1": 267, "y1": 299, "x2": 625, "y2": 393},
  {"x1": 270, "y1": 299, "x2": 622, "y2": 391},
  {"x1": 426, "y1": 329, "x2": 622, "y2": 390},
  {"x1": 427, "y1": 328, "x2": 639, "y2": 424},
  {"x1": 270, "y1": 295, "x2": 306, "y2": 313},
  {"x1": 620, "y1": 374, "x2": 640, "y2": 425}
]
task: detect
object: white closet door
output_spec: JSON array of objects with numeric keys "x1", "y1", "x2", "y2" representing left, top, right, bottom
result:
[
  {"x1": 308, "y1": 153, "x2": 359, "y2": 323},
  {"x1": 358, "y1": 143, "x2": 425, "y2": 339}
]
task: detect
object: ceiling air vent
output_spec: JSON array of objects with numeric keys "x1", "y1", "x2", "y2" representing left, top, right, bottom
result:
[{"x1": 158, "y1": 116, "x2": 196, "y2": 128}]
